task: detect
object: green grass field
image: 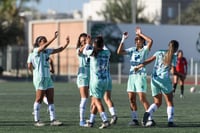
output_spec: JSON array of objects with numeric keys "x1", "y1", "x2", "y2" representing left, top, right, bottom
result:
[{"x1": 0, "y1": 81, "x2": 200, "y2": 133}]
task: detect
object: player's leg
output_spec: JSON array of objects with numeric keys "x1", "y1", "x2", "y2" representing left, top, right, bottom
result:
[
  {"x1": 179, "y1": 76, "x2": 185, "y2": 98},
  {"x1": 138, "y1": 92, "x2": 149, "y2": 111},
  {"x1": 84, "y1": 100, "x2": 97, "y2": 127},
  {"x1": 104, "y1": 91, "x2": 117, "y2": 124},
  {"x1": 142, "y1": 94, "x2": 162, "y2": 127},
  {"x1": 128, "y1": 92, "x2": 139, "y2": 126},
  {"x1": 34, "y1": 89, "x2": 45, "y2": 126},
  {"x1": 79, "y1": 86, "x2": 89, "y2": 126},
  {"x1": 163, "y1": 92, "x2": 176, "y2": 127},
  {"x1": 46, "y1": 87, "x2": 62, "y2": 126},
  {"x1": 173, "y1": 75, "x2": 178, "y2": 94},
  {"x1": 92, "y1": 97, "x2": 109, "y2": 129}
]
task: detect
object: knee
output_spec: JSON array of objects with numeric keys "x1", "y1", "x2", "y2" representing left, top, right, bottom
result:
[{"x1": 155, "y1": 102, "x2": 162, "y2": 108}]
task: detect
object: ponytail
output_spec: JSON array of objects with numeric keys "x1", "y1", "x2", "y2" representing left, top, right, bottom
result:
[{"x1": 163, "y1": 40, "x2": 179, "y2": 66}]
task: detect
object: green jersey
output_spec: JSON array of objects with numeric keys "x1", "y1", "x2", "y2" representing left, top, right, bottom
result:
[{"x1": 27, "y1": 48, "x2": 53, "y2": 79}]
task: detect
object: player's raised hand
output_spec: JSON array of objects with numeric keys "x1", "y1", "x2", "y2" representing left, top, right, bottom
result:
[
  {"x1": 54, "y1": 31, "x2": 59, "y2": 38},
  {"x1": 66, "y1": 36, "x2": 70, "y2": 44},
  {"x1": 121, "y1": 32, "x2": 128, "y2": 44},
  {"x1": 86, "y1": 35, "x2": 92, "y2": 45},
  {"x1": 135, "y1": 27, "x2": 142, "y2": 35}
]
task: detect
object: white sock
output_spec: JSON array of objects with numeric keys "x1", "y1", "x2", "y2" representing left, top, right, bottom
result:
[
  {"x1": 147, "y1": 103, "x2": 158, "y2": 120},
  {"x1": 100, "y1": 112, "x2": 108, "y2": 122},
  {"x1": 109, "y1": 107, "x2": 116, "y2": 116},
  {"x1": 89, "y1": 114, "x2": 96, "y2": 123},
  {"x1": 33, "y1": 102, "x2": 41, "y2": 122},
  {"x1": 131, "y1": 111, "x2": 138, "y2": 120},
  {"x1": 48, "y1": 104, "x2": 55, "y2": 121},
  {"x1": 79, "y1": 98, "x2": 87, "y2": 122},
  {"x1": 167, "y1": 106, "x2": 174, "y2": 122},
  {"x1": 43, "y1": 96, "x2": 48, "y2": 105}
]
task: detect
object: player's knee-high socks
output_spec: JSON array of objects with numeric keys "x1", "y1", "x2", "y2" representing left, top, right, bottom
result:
[
  {"x1": 33, "y1": 102, "x2": 41, "y2": 122},
  {"x1": 100, "y1": 112, "x2": 108, "y2": 122},
  {"x1": 147, "y1": 103, "x2": 158, "y2": 120},
  {"x1": 180, "y1": 85, "x2": 184, "y2": 95},
  {"x1": 109, "y1": 107, "x2": 116, "y2": 116},
  {"x1": 79, "y1": 98, "x2": 87, "y2": 122},
  {"x1": 167, "y1": 106, "x2": 174, "y2": 122},
  {"x1": 48, "y1": 104, "x2": 55, "y2": 121}
]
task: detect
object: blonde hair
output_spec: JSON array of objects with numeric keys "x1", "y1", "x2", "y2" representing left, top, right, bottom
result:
[{"x1": 163, "y1": 40, "x2": 179, "y2": 66}]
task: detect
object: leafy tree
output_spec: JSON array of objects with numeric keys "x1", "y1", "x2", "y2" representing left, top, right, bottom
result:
[
  {"x1": 0, "y1": 0, "x2": 40, "y2": 46},
  {"x1": 97, "y1": 0, "x2": 150, "y2": 23}
]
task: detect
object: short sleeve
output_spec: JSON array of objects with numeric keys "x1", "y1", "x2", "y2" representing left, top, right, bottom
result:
[{"x1": 27, "y1": 53, "x2": 32, "y2": 63}]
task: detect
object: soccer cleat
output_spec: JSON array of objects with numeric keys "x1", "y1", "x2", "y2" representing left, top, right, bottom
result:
[
  {"x1": 110, "y1": 115, "x2": 118, "y2": 125},
  {"x1": 168, "y1": 122, "x2": 177, "y2": 127},
  {"x1": 145, "y1": 120, "x2": 156, "y2": 127},
  {"x1": 34, "y1": 121, "x2": 45, "y2": 127},
  {"x1": 79, "y1": 121, "x2": 86, "y2": 127},
  {"x1": 50, "y1": 120, "x2": 63, "y2": 126},
  {"x1": 180, "y1": 94, "x2": 184, "y2": 98},
  {"x1": 84, "y1": 121, "x2": 94, "y2": 128},
  {"x1": 142, "y1": 112, "x2": 150, "y2": 126},
  {"x1": 99, "y1": 121, "x2": 110, "y2": 129},
  {"x1": 128, "y1": 119, "x2": 139, "y2": 126}
]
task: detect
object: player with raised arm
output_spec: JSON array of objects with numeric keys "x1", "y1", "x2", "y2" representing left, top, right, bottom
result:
[
  {"x1": 117, "y1": 27, "x2": 153, "y2": 126},
  {"x1": 83, "y1": 35, "x2": 110, "y2": 129},
  {"x1": 27, "y1": 31, "x2": 70, "y2": 126}
]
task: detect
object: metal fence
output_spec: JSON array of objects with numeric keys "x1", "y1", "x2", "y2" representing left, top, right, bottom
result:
[{"x1": 0, "y1": 46, "x2": 199, "y2": 84}]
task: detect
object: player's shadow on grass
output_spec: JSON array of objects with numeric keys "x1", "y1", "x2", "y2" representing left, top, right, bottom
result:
[
  {"x1": 0, "y1": 121, "x2": 33, "y2": 126},
  {"x1": 0, "y1": 121, "x2": 71, "y2": 126}
]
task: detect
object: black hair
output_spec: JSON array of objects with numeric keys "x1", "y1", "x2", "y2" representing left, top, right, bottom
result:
[
  {"x1": 92, "y1": 36, "x2": 104, "y2": 57},
  {"x1": 33, "y1": 36, "x2": 47, "y2": 48},
  {"x1": 135, "y1": 35, "x2": 146, "y2": 46},
  {"x1": 76, "y1": 33, "x2": 87, "y2": 49}
]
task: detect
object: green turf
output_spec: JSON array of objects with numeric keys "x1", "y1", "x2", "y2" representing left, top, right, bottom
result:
[{"x1": 0, "y1": 81, "x2": 200, "y2": 133}]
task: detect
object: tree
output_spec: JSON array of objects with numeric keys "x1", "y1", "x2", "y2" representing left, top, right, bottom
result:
[
  {"x1": 97, "y1": 0, "x2": 150, "y2": 23},
  {"x1": 0, "y1": 0, "x2": 40, "y2": 46},
  {"x1": 170, "y1": 0, "x2": 200, "y2": 25}
]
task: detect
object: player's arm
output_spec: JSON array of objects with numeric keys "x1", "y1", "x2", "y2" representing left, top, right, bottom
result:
[
  {"x1": 184, "y1": 58, "x2": 188, "y2": 76},
  {"x1": 38, "y1": 31, "x2": 58, "y2": 52},
  {"x1": 52, "y1": 36, "x2": 70, "y2": 54},
  {"x1": 49, "y1": 58, "x2": 55, "y2": 74},
  {"x1": 136, "y1": 26, "x2": 153, "y2": 50},
  {"x1": 117, "y1": 32, "x2": 128, "y2": 55},
  {"x1": 27, "y1": 62, "x2": 33, "y2": 73},
  {"x1": 170, "y1": 66, "x2": 176, "y2": 75},
  {"x1": 134, "y1": 55, "x2": 156, "y2": 72}
]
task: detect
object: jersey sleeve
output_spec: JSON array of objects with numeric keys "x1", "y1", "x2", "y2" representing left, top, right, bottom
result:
[
  {"x1": 27, "y1": 53, "x2": 32, "y2": 63},
  {"x1": 46, "y1": 49, "x2": 53, "y2": 55}
]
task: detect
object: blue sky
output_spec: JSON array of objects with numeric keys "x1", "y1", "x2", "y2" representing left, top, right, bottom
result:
[{"x1": 27, "y1": 0, "x2": 89, "y2": 13}]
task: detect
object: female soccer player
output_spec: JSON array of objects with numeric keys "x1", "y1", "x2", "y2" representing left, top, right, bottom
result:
[
  {"x1": 173, "y1": 50, "x2": 188, "y2": 98},
  {"x1": 76, "y1": 33, "x2": 90, "y2": 126},
  {"x1": 84, "y1": 39, "x2": 117, "y2": 128},
  {"x1": 117, "y1": 27, "x2": 153, "y2": 126},
  {"x1": 135, "y1": 40, "x2": 179, "y2": 127},
  {"x1": 83, "y1": 36, "x2": 110, "y2": 129},
  {"x1": 27, "y1": 31, "x2": 70, "y2": 126}
]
